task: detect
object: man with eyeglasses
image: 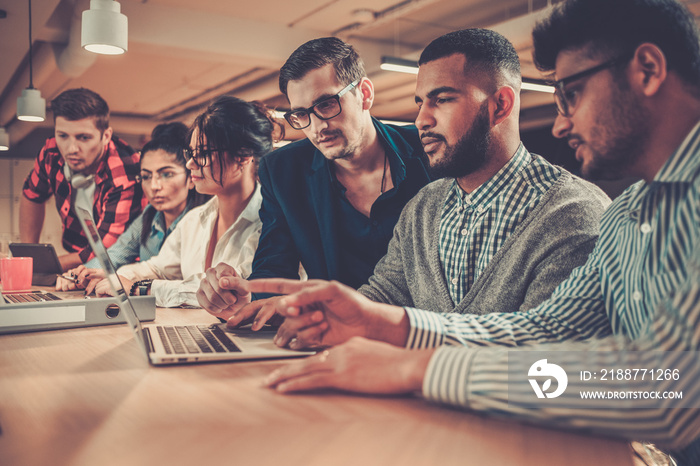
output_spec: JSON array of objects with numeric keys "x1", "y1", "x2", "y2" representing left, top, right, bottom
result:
[
  {"x1": 196, "y1": 37, "x2": 431, "y2": 326},
  {"x1": 246, "y1": 1, "x2": 700, "y2": 463},
  {"x1": 21, "y1": 88, "x2": 145, "y2": 271}
]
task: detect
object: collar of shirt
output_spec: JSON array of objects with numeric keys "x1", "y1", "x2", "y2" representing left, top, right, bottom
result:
[
  {"x1": 196, "y1": 182, "x2": 262, "y2": 228},
  {"x1": 652, "y1": 119, "x2": 700, "y2": 185},
  {"x1": 450, "y1": 143, "x2": 531, "y2": 212},
  {"x1": 149, "y1": 206, "x2": 189, "y2": 238},
  {"x1": 150, "y1": 208, "x2": 166, "y2": 236},
  {"x1": 626, "y1": 119, "x2": 700, "y2": 217}
]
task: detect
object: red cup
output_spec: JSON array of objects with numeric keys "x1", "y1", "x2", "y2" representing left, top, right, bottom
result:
[{"x1": 1, "y1": 257, "x2": 33, "y2": 291}]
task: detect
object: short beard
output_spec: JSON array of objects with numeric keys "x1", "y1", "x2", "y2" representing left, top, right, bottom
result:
[
  {"x1": 428, "y1": 101, "x2": 491, "y2": 180},
  {"x1": 582, "y1": 76, "x2": 649, "y2": 181},
  {"x1": 318, "y1": 126, "x2": 361, "y2": 162}
]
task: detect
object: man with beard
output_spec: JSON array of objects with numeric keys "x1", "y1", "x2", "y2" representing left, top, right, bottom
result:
[
  {"x1": 254, "y1": 1, "x2": 700, "y2": 462},
  {"x1": 196, "y1": 37, "x2": 431, "y2": 328}
]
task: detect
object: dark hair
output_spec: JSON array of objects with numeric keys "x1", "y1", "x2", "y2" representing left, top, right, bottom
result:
[
  {"x1": 419, "y1": 28, "x2": 521, "y2": 91},
  {"x1": 190, "y1": 96, "x2": 281, "y2": 186},
  {"x1": 532, "y1": 0, "x2": 700, "y2": 90},
  {"x1": 279, "y1": 37, "x2": 365, "y2": 97},
  {"x1": 139, "y1": 122, "x2": 210, "y2": 245},
  {"x1": 50, "y1": 88, "x2": 110, "y2": 132}
]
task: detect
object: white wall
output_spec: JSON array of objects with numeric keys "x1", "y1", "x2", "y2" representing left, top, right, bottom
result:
[{"x1": 0, "y1": 157, "x2": 68, "y2": 254}]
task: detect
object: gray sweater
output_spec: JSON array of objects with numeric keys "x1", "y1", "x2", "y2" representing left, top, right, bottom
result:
[{"x1": 359, "y1": 168, "x2": 611, "y2": 316}]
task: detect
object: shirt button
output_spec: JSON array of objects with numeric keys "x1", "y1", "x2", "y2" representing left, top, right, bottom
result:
[
  {"x1": 632, "y1": 291, "x2": 643, "y2": 301},
  {"x1": 451, "y1": 278, "x2": 459, "y2": 285},
  {"x1": 640, "y1": 223, "x2": 652, "y2": 234},
  {"x1": 476, "y1": 206, "x2": 484, "y2": 214},
  {"x1": 461, "y1": 229, "x2": 468, "y2": 235}
]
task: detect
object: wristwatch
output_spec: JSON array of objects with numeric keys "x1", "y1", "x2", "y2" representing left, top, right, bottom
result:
[{"x1": 130, "y1": 279, "x2": 153, "y2": 296}]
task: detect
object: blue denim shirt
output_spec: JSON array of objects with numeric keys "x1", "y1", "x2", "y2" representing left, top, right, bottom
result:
[{"x1": 84, "y1": 204, "x2": 189, "y2": 270}]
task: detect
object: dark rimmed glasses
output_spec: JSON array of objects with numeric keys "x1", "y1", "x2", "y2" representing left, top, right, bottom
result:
[
  {"x1": 284, "y1": 79, "x2": 360, "y2": 130},
  {"x1": 184, "y1": 148, "x2": 220, "y2": 168},
  {"x1": 552, "y1": 53, "x2": 632, "y2": 117},
  {"x1": 136, "y1": 170, "x2": 187, "y2": 184}
]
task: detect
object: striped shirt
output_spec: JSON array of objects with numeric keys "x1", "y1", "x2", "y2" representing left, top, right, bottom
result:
[
  {"x1": 406, "y1": 121, "x2": 700, "y2": 462},
  {"x1": 439, "y1": 144, "x2": 560, "y2": 303}
]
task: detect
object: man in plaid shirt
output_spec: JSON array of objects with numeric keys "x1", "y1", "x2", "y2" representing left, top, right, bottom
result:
[{"x1": 21, "y1": 88, "x2": 145, "y2": 271}]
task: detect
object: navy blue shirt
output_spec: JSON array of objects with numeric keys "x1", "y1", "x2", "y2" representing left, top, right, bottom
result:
[
  {"x1": 330, "y1": 142, "x2": 427, "y2": 289},
  {"x1": 250, "y1": 118, "x2": 430, "y2": 295}
]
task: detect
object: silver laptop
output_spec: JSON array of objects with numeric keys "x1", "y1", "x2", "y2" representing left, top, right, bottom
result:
[
  {"x1": 74, "y1": 204, "x2": 314, "y2": 365},
  {"x1": 0, "y1": 288, "x2": 155, "y2": 334},
  {"x1": 0, "y1": 246, "x2": 155, "y2": 335}
]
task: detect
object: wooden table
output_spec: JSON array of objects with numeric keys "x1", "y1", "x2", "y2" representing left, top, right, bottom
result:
[{"x1": 0, "y1": 305, "x2": 634, "y2": 466}]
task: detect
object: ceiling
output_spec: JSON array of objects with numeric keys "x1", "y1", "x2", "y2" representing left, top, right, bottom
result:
[{"x1": 1, "y1": 0, "x2": 699, "y2": 157}]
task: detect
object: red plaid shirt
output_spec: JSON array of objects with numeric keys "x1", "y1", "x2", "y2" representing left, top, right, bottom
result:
[{"x1": 23, "y1": 136, "x2": 146, "y2": 262}]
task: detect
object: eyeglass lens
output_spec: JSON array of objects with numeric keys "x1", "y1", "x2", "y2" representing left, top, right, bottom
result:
[
  {"x1": 139, "y1": 171, "x2": 185, "y2": 183},
  {"x1": 284, "y1": 79, "x2": 359, "y2": 130},
  {"x1": 286, "y1": 98, "x2": 341, "y2": 129},
  {"x1": 184, "y1": 148, "x2": 212, "y2": 167}
]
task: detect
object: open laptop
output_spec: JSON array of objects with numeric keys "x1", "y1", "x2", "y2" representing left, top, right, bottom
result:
[
  {"x1": 74, "y1": 204, "x2": 314, "y2": 365},
  {"x1": 0, "y1": 242, "x2": 155, "y2": 334},
  {"x1": 0, "y1": 288, "x2": 155, "y2": 335}
]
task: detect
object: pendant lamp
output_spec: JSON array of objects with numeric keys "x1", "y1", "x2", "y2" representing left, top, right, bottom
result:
[
  {"x1": 81, "y1": 0, "x2": 128, "y2": 55},
  {"x1": 16, "y1": 0, "x2": 46, "y2": 122}
]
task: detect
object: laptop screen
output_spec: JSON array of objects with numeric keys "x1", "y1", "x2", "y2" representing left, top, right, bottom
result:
[{"x1": 74, "y1": 205, "x2": 150, "y2": 357}]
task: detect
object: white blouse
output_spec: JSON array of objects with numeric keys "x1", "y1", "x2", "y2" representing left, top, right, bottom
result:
[{"x1": 117, "y1": 184, "x2": 262, "y2": 307}]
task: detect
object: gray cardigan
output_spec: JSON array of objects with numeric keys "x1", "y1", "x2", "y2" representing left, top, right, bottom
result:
[{"x1": 359, "y1": 168, "x2": 611, "y2": 316}]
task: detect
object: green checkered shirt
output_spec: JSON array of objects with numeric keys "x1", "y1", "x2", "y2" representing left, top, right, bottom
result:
[{"x1": 438, "y1": 144, "x2": 561, "y2": 304}]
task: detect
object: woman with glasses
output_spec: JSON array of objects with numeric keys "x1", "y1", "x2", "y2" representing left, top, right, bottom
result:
[
  {"x1": 93, "y1": 96, "x2": 279, "y2": 308},
  {"x1": 56, "y1": 122, "x2": 208, "y2": 292}
]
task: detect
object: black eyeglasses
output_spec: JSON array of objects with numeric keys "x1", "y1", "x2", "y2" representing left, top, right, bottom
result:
[
  {"x1": 284, "y1": 79, "x2": 360, "y2": 130},
  {"x1": 136, "y1": 170, "x2": 186, "y2": 184},
  {"x1": 552, "y1": 53, "x2": 632, "y2": 117},
  {"x1": 184, "y1": 148, "x2": 219, "y2": 168}
]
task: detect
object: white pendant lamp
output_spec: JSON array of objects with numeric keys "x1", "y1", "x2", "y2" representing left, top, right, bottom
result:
[
  {"x1": 0, "y1": 128, "x2": 9, "y2": 151},
  {"x1": 16, "y1": 0, "x2": 46, "y2": 122},
  {"x1": 81, "y1": 0, "x2": 128, "y2": 55}
]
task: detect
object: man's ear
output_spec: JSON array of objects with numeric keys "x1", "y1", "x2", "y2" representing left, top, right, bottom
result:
[
  {"x1": 491, "y1": 86, "x2": 516, "y2": 126},
  {"x1": 358, "y1": 77, "x2": 374, "y2": 111},
  {"x1": 102, "y1": 126, "x2": 113, "y2": 145},
  {"x1": 629, "y1": 43, "x2": 667, "y2": 97}
]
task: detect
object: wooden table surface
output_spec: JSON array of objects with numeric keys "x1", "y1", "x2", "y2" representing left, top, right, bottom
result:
[{"x1": 0, "y1": 302, "x2": 634, "y2": 466}]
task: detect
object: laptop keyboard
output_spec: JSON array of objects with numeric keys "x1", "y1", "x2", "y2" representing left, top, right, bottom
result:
[
  {"x1": 156, "y1": 325, "x2": 242, "y2": 354},
  {"x1": 3, "y1": 291, "x2": 62, "y2": 304}
]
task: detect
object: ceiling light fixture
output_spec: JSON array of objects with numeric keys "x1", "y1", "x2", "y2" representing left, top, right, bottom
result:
[
  {"x1": 0, "y1": 128, "x2": 9, "y2": 151},
  {"x1": 16, "y1": 0, "x2": 46, "y2": 122},
  {"x1": 380, "y1": 56, "x2": 418, "y2": 75},
  {"x1": 521, "y1": 79, "x2": 555, "y2": 94},
  {"x1": 380, "y1": 56, "x2": 556, "y2": 94},
  {"x1": 82, "y1": 0, "x2": 128, "y2": 55}
]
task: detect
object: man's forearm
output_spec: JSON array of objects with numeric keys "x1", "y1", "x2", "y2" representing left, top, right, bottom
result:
[
  {"x1": 20, "y1": 196, "x2": 45, "y2": 243},
  {"x1": 58, "y1": 253, "x2": 82, "y2": 272},
  {"x1": 367, "y1": 302, "x2": 411, "y2": 347}
]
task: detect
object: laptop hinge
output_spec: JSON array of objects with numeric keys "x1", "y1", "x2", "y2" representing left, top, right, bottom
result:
[{"x1": 143, "y1": 327, "x2": 155, "y2": 353}]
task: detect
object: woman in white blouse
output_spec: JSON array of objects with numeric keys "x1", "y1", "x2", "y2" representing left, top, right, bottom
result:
[{"x1": 95, "y1": 96, "x2": 280, "y2": 307}]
